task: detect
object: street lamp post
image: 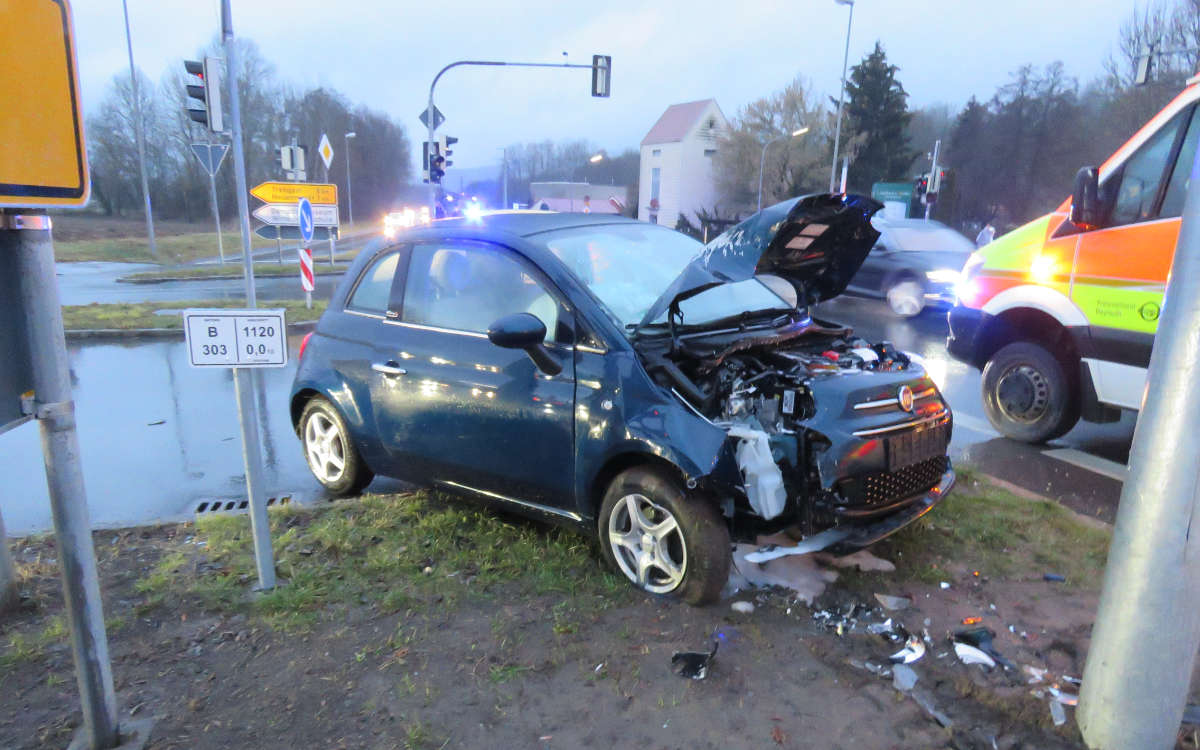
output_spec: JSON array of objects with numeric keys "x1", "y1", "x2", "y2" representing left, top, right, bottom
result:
[
  {"x1": 344, "y1": 131, "x2": 356, "y2": 225},
  {"x1": 830, "y1": 0, "x2": 855, "y2": 193},
  {"x1": 121, "y1": 0, "x2": 157, "y2": 259},
  {"x1": 758, "y1": 127, "x2": 809, "y2": 213}
]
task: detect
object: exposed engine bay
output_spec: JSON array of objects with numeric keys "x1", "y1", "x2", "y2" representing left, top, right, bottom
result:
[{"x1": 637, "y1": 313, "x2": 953, "y2": 545}]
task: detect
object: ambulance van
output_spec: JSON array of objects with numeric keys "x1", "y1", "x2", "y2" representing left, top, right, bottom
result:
[{"x1": 948, "y1": 79, "x2": 1200, "y2": 443}]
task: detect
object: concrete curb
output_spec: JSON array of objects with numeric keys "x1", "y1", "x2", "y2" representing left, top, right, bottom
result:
[{"x1": 65, "y1": 319, "x2": 317, "y2": 341}]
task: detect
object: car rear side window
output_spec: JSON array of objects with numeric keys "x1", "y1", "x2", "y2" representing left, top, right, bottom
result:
[
  {"x1": 402, "y1": 243, "x2": 562, "y2": 343},
  {"x1": 347, "y1": 251, "x2": 400, "y2": 315}
]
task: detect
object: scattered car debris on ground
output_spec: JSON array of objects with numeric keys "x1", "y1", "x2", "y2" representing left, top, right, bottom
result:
[
  {"x1": 1043, "y1": 573, "x2": 1066, "y2": 582},
  {"x1": 953, "y1": 627, "x2": 1016, "y2": 669},
  {"x1": 742, "y1": 527, "x2": 849, "y2": 564},
  {"x1": 892, "y1": 663, "x2": 919, "y2": 692},
  {"x1": 953, "y1": 642, "x2": 996, "y2": 668},
  {"x1": 671, "y1": 640, "x2": 719, "y2": 680},
  {"x1": 1049, "y1": 698, "x2": 1067, "y2": 726},
  {"x1": 890, "y1": 635, "x2": 925, "y2": 664},
  {"x1": 730, "y1": 600, "x2": 754, "y2": 614},
  {"x1": 873, "y1": 593, "x2": 911, "y2": 610}
]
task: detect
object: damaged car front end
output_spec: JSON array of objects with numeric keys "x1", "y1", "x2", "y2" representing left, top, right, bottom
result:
[{"x1": 629, "y1": 194, "x2": 954, "y2": 552}]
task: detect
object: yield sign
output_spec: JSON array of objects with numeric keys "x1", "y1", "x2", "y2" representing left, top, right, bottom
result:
[
  {"x1": 317, "y1": 133, "x2": 333, "y2": 170},
  {"x1": 190, "y1": 143, "x2": 229, "y2": 177},
  {"x1": 418, "y1": 104, "x2": 445, "y2": 130}
]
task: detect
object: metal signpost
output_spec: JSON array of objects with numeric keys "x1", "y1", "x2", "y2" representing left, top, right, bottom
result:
[
  {"x1": 0, "y1": 2, "x2": 143, "y2": 747},
  {"x1": 190, "y1": 143, "x2": 229, "y2": 264},
  {"x1": 297, "y1": 197, "x2": 315, "y2": 308},
  {"x1": 221, "y1": 0, "x2": 278, "y2": 593}
]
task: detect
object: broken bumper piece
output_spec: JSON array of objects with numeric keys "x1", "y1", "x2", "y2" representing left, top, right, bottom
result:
[
  {"x1": 744, "y1": 466, "x2": 955, "y2": 562},
  {"x1": 835, "y1": 467, "x2": 954, "y2": 549}
]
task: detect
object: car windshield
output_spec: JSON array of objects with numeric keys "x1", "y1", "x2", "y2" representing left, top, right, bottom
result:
[
  {"x1": 883, "y1": 226, "x2": 975, "y2": 253},
  {"x1": 540, "y1": 223, "x2": 789, "y2": 331}
]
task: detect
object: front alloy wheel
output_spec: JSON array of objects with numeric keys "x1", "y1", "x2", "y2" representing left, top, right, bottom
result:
[
  {"x1": 598, "y1": 467, "x2": 730, "y2": 605},
  {"x1": 607, "y1": 494, "x2": 688, "y2": 594}
]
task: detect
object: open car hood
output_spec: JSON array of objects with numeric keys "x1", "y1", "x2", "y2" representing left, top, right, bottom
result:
[{"x1": 638, "y1": 193, "x2": 882, "y2": 330}]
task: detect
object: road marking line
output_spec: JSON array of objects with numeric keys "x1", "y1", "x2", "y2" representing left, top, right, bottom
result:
[
  {"x1": 953, "y1": 412, "x2": 1000, "y2": 438},
  {"x1": 1043, "y1": 448, "x2": 1128, "y2": 482}
]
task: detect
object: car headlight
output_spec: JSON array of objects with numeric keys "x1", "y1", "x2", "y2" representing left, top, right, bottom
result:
[{"x1": 925, "y1": 268, "x2": 961, "y2": 284}]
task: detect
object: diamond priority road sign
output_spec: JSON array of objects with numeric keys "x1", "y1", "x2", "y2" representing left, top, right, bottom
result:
[
  {"x1": 252, "y1": 202, "x2": 338, "y2": 227},
  {"x1": 418, "y1": 104, "x2": 445, "y2": 130},
  {"x1": 249, "y1": 181, "x2": 337, "y2": 205},
  {"x1": 317, "y1": 133, "x2": 333, "y2": 170}
]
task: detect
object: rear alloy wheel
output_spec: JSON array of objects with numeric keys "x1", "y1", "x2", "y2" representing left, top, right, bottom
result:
[
  {"x1": 598, "y1": 467, "x2": 730, "y2": 605},
  {"x1": 981, "y1": 341, "x2": 1080, "y2": 444},
  {"x1": 886, "y1": 278, "x2": 926, "y2": 317},
  {"x1": 299, "y1": 397, "x2": 374, "y2": 496}
]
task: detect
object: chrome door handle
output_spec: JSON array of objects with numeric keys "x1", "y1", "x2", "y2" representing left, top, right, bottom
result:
[{"x1": 371, "y1": 362, "x2": 407, "y2": 376}]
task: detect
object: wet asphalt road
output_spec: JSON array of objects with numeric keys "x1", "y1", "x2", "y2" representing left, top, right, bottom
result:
[{"x1": 0, "y1": 278, "x2": 1131, "y2": 535}]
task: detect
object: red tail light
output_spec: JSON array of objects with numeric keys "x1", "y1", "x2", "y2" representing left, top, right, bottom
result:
[{"x1": 297, "y1": 331, "x2": 313, "y2": 361}]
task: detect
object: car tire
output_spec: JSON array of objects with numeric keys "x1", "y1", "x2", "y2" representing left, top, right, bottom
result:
[
  {"x1": 598, "y1": 467, "x2": 730, "y2": 606},
  {"x1": 885, "y1": 277, "x2": 925, "y2": 317},
  {"x1": 299, "y1": 397, "x2": 374, "y2": 497},
  {"x1": 981, "y1": 341, "x2": 1080, "y2": 444}
]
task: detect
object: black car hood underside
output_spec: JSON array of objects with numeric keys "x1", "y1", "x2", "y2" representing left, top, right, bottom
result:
[{"x1": 638, "y1": 193, "x2": 883, "y2": 330}]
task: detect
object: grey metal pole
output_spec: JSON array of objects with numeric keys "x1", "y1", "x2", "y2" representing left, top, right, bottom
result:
[
  {"x1": 502, "y1": 149, "x2": 508, "y2": 209},
  {"x1": 209, "y1": 167, "x2": 225, "y2": 265},
  {"x1": 830, "y1": 0, "x2": 854, "y2": 193},
  {"x1": 345, "y1": 132, "x2": 355, "y2": 224},
  {"x1": 276, "y1": 235, "x2": 283, "y2": 264},
  {"x1": 8, "y1": 211, "x2": 119, "y2": 748},
  {"x1": 222, "y1": 0, "x2": 276, "y2": 591},
  {"x1": 1077, "y1": 137, "x2": 1200, "y2": 747},
  {"x1": 122, "y1": 0, "x2": 157, "y2": 260},
  {"x1": 924, "y1": 139, "x2": 940, "y2": 221},
  {"x1": 0, "y1": 506, "x2": 16, "y2": 613},
  {"x1": 757, "y1": 136, "x2": 781, "y2": 213}
]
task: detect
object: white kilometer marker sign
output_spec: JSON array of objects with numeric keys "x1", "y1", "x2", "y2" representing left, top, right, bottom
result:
[
  {"x1": 252, "y1": 202, "x2": 339, "y2": 226},
  {"x1": 183, "y1": 309, "x2": 288, "y2": 368}
]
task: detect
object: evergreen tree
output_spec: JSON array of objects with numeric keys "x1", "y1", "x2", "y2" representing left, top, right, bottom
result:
[{"x1": 842, "y1": 41, "x2": 915, "y2": 191}]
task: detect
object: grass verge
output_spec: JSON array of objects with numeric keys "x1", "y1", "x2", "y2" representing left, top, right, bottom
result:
[
  {"x1": 119, "y1": 261, "x2": 352, "y2": 282},
  {"x1": 135, "y1": 491, "x2": 630, "y2": 633},
  {"x1": 62, "y1": 299, "x2": 327, "y2": 330},
  {"x1": 859, "y1": 468, "x2": 1111, "y2": 588}
]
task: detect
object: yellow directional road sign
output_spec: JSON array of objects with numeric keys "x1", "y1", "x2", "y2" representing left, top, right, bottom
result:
[
  {"x1": 250, "y1": 181, "x2": 337, "y2": 205},
  {"x1": 0, "y1": 0, "x2": 88, "y2": 208}
]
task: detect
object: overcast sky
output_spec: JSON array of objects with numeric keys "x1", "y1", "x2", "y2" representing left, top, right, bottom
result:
[{"x1": 75, "y1": 0, "x2": 1138, "y2": 173}]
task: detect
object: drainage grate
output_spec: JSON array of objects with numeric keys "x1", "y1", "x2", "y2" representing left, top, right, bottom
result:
[{"x1": 193, "y1": 496, "x2": 291, "y2": 515}]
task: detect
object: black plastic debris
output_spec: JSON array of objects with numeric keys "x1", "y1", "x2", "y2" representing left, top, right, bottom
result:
[
  {"x1": 1043, "y1": 573, "x2": 1066, "y2": 582},
  {"x1": 952, "y1": 627, "x2": 1016, "y2": 670},
  {"x1": 672, "y1": 640, "x2": 719, "y2": 680}
]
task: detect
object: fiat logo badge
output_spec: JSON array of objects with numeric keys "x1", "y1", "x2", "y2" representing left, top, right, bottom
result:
[{"x1": 897, "y1": 385, "x2": 915, "y2": 412}]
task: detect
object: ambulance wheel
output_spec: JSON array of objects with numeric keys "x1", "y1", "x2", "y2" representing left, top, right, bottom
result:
[{"x1": 982, "y1": 342, "x2": 1080, "y2": 444}]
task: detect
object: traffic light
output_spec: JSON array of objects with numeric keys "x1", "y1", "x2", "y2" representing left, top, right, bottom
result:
[
  {"x1": 437, "y1": 135, "x2": 457, "y2": 168},
  {"x1": 183, "y1": 57, "x2": 223, "y2": 132},
  {"x1": 422, "y1": 141, "x2": 440, "y2": 183},
  {"x1": 592, "y1": 55, "x2": 612, "y2": 97},
  {"x1": 927, "y1": 169, "x2": 946, "y2": 205},
  {"x1": 914, "y1": 174, "x2": 928, "y2": 203},
  {"x1": 431, "y1": 155, "x2": 446, "y2": 184}
]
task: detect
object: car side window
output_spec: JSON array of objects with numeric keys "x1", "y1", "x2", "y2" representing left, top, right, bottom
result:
[
  {"x1": 401, "y1": 242, "x2": 566, "y2": 343},
  {"x1": 1106, "y1": 108, "x2": 1188, "y2": 228},
  {"x1": 1159, "y1": 107, "x2": 1200, "y2": 219},
  {"x1": 347, "y1": 250, "x2": 400, "y2": 315}
]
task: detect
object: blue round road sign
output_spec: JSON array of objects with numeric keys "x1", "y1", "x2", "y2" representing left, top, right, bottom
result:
[{"x1": 297, "y1": 197, "x2": 314, "y2": 243}]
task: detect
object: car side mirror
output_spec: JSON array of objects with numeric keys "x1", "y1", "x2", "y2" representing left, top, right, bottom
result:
[
  {"x1": 487, "y1": 313, "x2": 563, "y2": 376},
  {"x1": 1071, "y1": 166, "x2": 1101, "y2": 229}
]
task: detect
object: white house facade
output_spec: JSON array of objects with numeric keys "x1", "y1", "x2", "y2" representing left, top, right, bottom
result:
[{"x1": 638, "y1": 99, "x2": 728, "y2": 226}]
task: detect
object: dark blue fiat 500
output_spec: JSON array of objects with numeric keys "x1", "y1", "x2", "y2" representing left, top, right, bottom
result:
[{"x1": 290, "y1": 194, "x2": 954, "y2": 604}]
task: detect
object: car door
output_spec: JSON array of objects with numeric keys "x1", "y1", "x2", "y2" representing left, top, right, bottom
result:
[
  {"x1": 850, "y1": 231, "x2": 893, "y2": 297},
  {"x1": 368, "y1": 238, "x2": 577, "y2": 512},
  {"x1": 1069, "y1": 104, "x2": 1199, "y2": 384}
]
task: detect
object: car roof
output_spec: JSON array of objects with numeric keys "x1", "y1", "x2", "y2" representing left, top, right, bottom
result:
[{"x1": 432, "y1": 210, "x2": 640, "y2": 238}]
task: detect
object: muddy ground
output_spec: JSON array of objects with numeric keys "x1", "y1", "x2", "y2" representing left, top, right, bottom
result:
[{"x1": 1, "y1": 485, "x2": 1196, "y2": 750}]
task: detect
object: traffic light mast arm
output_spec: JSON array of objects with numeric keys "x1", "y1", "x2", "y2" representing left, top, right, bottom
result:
[{"x1": 425, "y1": 57, "x2": 610, "y2": 213}]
